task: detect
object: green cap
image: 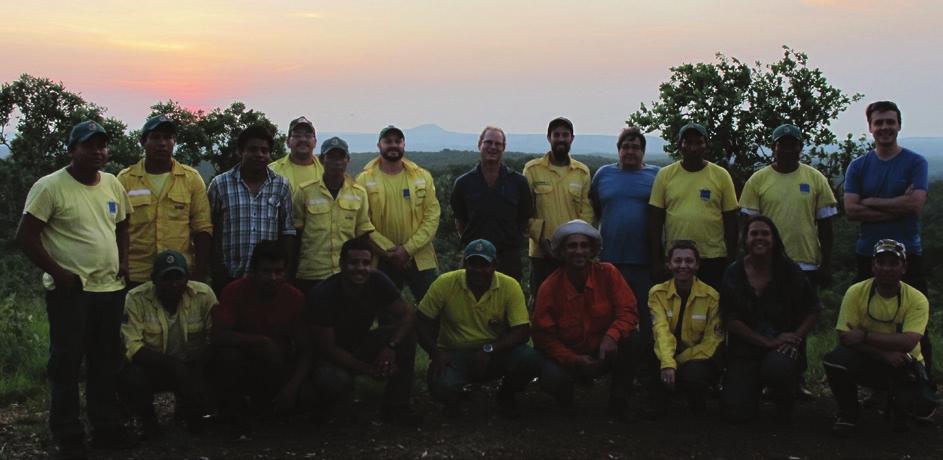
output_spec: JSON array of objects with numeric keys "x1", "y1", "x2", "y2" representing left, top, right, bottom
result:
[
  {"x1": 141, "y1": 114, "x2": 175, "y2": 138},
  {"x1": 320, "y1": 136, "x2": 350, "y2": 156},
  {"x1": 378, "y1": 125, "x2": 405, "y2": 141},
  {"x1": 152, "y1": 250, "x2": 189, "y2": 279},
  {"x1": 677, "y1": 122, "x2": 707, "y2": 142},
  {"x1": 463, "y1": 239, "x2": 497, "y2": 263},
  {"x1": 68, "y1": 120, "x2": 109, "y2": 148},
  {"x1": 873, "y1": 239, "x2": 906, "y2": 260},
  {"x1": 772, "y1": 124, "x2": 802, "y2": 142},
  {"x1": 289, "y1": 116, "x2": 315, "y2": 133}
]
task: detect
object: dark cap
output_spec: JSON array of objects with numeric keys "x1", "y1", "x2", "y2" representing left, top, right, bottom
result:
[
  {"x1": 378, "y1": 125, "x2": 405, "y2": 141},
  {"x1": 141, "y1": 114, "x2": 176, "y2": 138},
  {"x1": 547, "y1": 117, "x2": 574, "y2": 136},
  {"x1": 68, "y1": 120, "x2": 109, "y2": 148},
  {"x1": 873, "y1": 239, "x2": 906, "y2": 260},
  {"x1": 772, "y1": 124, "x2": 802, "y2": 142},
  {"x1": 677, "y1": 122, "x2": 707, "y2": 142},
  {"x1": 463, "y1": 239, "x2": 497, "y2": 263},
  {"x1": 320, "y1": 136, "x2": 350, "y2": 156},
  {"x1": 152, "y1": 250, "x2": 189, "y2": 279},
  {"x1": 289, "y1": 116, "x2": 315, "y2": 133}
]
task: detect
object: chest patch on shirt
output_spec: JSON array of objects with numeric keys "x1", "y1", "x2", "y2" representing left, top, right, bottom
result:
[
  {"x1": 403, "y1": 188, "x2": 410, "y2": 199},
  {"x1": 108, "y1": 201, "x2": 117, "y2": 216},
  {"x1": 699, "y1": 189, "x2": 711, "y2": 201},
  {"x1": 799, "y1": 183, "x2": 811, "y2": 193}
]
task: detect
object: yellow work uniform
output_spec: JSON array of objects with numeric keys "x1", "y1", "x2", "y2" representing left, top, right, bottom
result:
[
  {"x1": 23, "y1": 168, "x2": 131, "y2": 292},
  {"x1": 355, "y1": 158, "x2": 440, "y2": 271},
  {"x1": 836, "y1": 279, "x2": 928, "y2": 364},
  {"x1": 523, "y1": 153, "x2": 594, "y2": 257},
  {"x1": 649, "y1": 161, "x2": 738, "y2": 259},
  {"x1": 269, "y1": 155, "x2": 324, "y2": 196},
  {"x1": 121, "y1": 281, "x2": 217, "y2": 361},
  {"x1": 418, "y1": 269, "x2": 529, "y2": 350},
  {"x1": 739, "y1": 164, "x2": 838, "y2": 268},
  {"x1": 649, "y1": 278, "x2": 723, "y2": 370},
  {"x1": 293, "y1": 177, "x2": 375, "y2": 280},
  {"x1": 117, "y1": 159, "x2": 213, "y2": 283}
]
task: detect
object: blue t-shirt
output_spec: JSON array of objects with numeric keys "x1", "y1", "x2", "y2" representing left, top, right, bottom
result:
[
  {"x1": 590, "y1": 163, "x2": 660, "y2": 264},
  {"x1": 843, "y1": 148, "x2": 928, "y2": 255}
]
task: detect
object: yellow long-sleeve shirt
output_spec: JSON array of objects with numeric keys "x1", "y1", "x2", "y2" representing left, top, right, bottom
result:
[
  {"x1": 523, "y1": 153, "x2": 594, "y2": 257},
  {"x1": 649, "y1": 277, "x2": 723, "y2": 370},
  {"x1": 121, "y1": 281, "x2": 216, "y2": 361}
]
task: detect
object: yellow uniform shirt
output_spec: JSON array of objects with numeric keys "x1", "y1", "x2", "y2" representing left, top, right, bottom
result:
[
  {"x1": 356, "y1": 158, "x2": 440, "y2": 271},
  {"x1": 649, "y1": 278, "x2": 723, "y2": 370},
  {"x1": 23, "y1": 168, "x2": 131, "y2": 292},
  {"x1": 269, "y1": 155, "x2": 324, "y2": 195},
  {"x1": 418, "y1": 269, "x2": 529, "y2": 350},
  {"x1": 836, "y1": 279, "x2": 928, "y2": 363},
  {"x1": 739, "y1": 164, "x2": 838, "y2": 268},
  {"x1": 121, "y1": 281, "x2": 217, "y2": 361},
  {"x1": 293, "y1": 177, "x2": 375, "y2": 280},
  {"x1": 649, "y1": 161, "x2": 738, "y2": 259},
  {"x1": 117, "y1": 159, "x2": 213, "y2": 282},
  {"x1": 523, "y1": 153, "x2": 594, "y2": 257}
]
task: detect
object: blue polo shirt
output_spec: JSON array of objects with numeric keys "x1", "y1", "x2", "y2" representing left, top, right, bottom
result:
[{"x1": 590, "y1": 163, "x2": 659, "y2": 265}]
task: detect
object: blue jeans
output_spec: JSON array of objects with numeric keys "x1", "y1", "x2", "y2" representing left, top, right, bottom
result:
[
  {"x1": 430, "y1": 344, "x2": 551, "y2": 405},
  {"x1": 46, "y1": 288, "x2": 125, "y2": 442}
]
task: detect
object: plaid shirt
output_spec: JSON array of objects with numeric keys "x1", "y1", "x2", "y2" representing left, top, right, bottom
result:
[{"x1": 208, "y1": 165, "x2": 296, "y2": 277}]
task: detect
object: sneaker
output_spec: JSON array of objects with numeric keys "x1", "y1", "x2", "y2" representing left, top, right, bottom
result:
[
  {"x1": 380, "y1": 405, "x2": 424, "y2": 427},
  {"x1": 89, "y1": 427, "x2": 139, "y2": 450},
  {"x1": 830, "y1": 417, "x2": 857, "y2": 438}
]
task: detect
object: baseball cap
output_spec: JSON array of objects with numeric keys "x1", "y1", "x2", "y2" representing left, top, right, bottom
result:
[
  {"x1": 550, "y1": 220, "x2": 602, "y2": 257},
  {"x1": 289, "y1": 116, "x2": 315, "y2": 133},
  {"x1": 68, "y1": 120, "x2": 109, "y2": 148},
  {"x1": 152, "y1": 250, "x2": 189, "y2": 279},
  {"x1": 772, "y1": 124, "x2": 802, "y2": 143},
  {"x1": 873, "y1": 239, "x2": 906, "y2": 260},
  {"x1": 320, "y1": 136, "x2": 350, "y2": 156},
  {"x1": 141, "y1": 114, "x2": 176, "y2": 138},
  {"x1": 379, "y1": 125, "x2": 405, "y2": 141},
  {"x1": 677, "y1": 122, "x2": 707, "y2": 142},
  {"x1": 463, "y1": 239, "x2": 497, "y2": 263},
  {"x1": 547, "y1": 117, "x2": 574, "y2": 136}
]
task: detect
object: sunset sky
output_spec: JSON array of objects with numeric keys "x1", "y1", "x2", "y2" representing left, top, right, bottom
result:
[{"x1": 3, "y1": 0, "x2": 941, "y2": 139}]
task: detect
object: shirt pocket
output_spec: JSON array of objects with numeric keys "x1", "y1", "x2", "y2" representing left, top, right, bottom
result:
[
  {"x1": 413, "y1": 182, "x2": 428, "y2": 206},
  {"x1": 128, "y1": 193, "x2": 153, "y2": 224},
  {"x1": 337, "y1": 194, "x2": 364, "y2": 233},
  {"x1": 166, "y1": 189, "x2": 191, "y2": 222},
  {"x1": 264, "y1": 196, "x2": 283, "y2": 221},
  {"x1": 687, "y1": 312, "x2": 708, "y2": 342},
  {"x1": 567, "y1": 181, "x2": 584, "y2": 204},
  {"x1": 142, "y1": 322, "x2": 163, "y2": 348}
]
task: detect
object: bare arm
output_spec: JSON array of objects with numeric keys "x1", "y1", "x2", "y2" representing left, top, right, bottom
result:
[
  {"x1": 725, "y1": 319, "x2": 778, "y2": 349},
  {"x1": 312, "y1": 325, "x2": 372, "y2": 374},
  {"x1": 860, "y1": 188, "x2": 927, "y2": 217},
  {"x1": 844, "y1": 192, "x2": 897, "y2": 222},
  {"x1": 15, "y1": 213, "x2": 77, "y2": 290}
]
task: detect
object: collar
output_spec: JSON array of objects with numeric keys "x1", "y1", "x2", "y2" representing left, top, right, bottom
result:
[
  {"x1": 562, "y1": 264, "x2": 600, "y2": 300},
  {"x1": 460, "y1": 270, "x2": 499, "y2": 294},
  {"x1": 231, "y1": 164, "x2": 277, "y2": 184},
  {"x1": 665, "y1": 277, "x2": 711, "y2": 300},
  {"x1": 363, "y1": 157, "x2": 419, "y2": 174},
  {"x1": 126, "y1": 158, "x2": 186, "y2": 177}
]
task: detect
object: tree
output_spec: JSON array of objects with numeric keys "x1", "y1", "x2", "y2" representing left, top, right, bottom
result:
[{"x1": 628, "y1": 46, "x2": 867, "y2": 190}]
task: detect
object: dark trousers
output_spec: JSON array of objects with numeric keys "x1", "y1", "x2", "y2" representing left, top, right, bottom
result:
[
  {"x1": 615, "y1": 264, "x2": 653, "y2": 344},
  {"x1": 697, "y1": 257, "x2": 729, "y2": 292},
  {"x1": 529, "y1": 256, "x2": 563, "y2": 302},
  {"x1": 539, "y1": 335, "x2": 636, "y2": 405},
  {"x1": 495, "y1": 249, "x2": 524, "y2": 282},
  {"x1": 312, "y1": 327, "x2": 417, "y2": 410},
  {"x1": 649, "y1": 356, "x2": 722, "y2": 415},
  {"x1": 212, "y1": 345, "x2": 314, "y2": 416},
  {"x1": 377, "y1": 259, "x2": 437, "y2": 303},
  {"x1": 855, "y1": 253, "x2": 933, "y2": 379},
  {"x1": 429, "y1": 344, "x2": 550, "y2": 405},
  {"x1": 722, "y1": 350, "x2": 799, "y2": 422},
  {"x1": 292, "y1": 279, "x2": 322, "y2": 297},
  {"x1": 118, "y1": 359, "x2": 211, "y2": 422},
  {"x1": 46, "y1": 288, "x2": 125, "y2": 442},
  {"x1": 824, "y1": 345, "x2": 929, "y2": 419}
]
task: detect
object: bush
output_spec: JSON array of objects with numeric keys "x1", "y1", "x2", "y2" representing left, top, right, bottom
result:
[{"x1": 0, "y1": 293, "x2": 47, "y2": 402}]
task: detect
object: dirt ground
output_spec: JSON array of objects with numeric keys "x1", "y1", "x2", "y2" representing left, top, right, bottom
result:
[{"x1": 1, "y1": 380, "x2": 940, "y2": 460}]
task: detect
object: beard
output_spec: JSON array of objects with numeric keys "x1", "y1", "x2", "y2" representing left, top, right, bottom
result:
[
  {"x1": 551, "y1": 142, "x2": 571, "y2": 160},
  {"x1": 381, "y1": 148, "x2": 404, "y2": 162}
]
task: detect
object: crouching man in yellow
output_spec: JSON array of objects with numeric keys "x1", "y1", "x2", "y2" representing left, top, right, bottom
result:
[
  {"x1": 645, "y1": 240, "x2": 723, "y2": 419},
  {"x1": 119, "y1": 250, "x2": 217, "y2": 438}
]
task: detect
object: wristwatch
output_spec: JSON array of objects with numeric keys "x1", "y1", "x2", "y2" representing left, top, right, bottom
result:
[{"x1": 482, "y1": 343, "x2": 494, "y2": 353}]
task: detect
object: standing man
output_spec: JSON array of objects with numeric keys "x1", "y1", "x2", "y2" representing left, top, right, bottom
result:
[
  {"x1": 843, "y1": 101, "x2": 931, "y2": 374},
  {"x1": 293, "y1": 137, "x2": 374, "y2": 293},
  {"x1": 524, "y1": 117, "x2": 594, "y2": 299},
  {"x1": 740, "y1": 124, "x2": 838, "y2": 286},
  {"x1": 824, "y1": 239, "x2": 933, "y2": 436},
  {"x1": 269, "y1": 116, "x2": 324, "y2": 195},
  {"x1": 451, "y1": 126, "x2": 534, "y2": 281},
  {"x1": 309, "y1": 236, "x2": 421, "y2": 425},
  {"x1": 532, "y1": 220, "x2": 639, "y2": 419},
  {"x1": 118, "y1": 114, "x2": 213, "y2": 287},
  {"x1": 417, "y1": 239, "x2": 552, "y2": 418},
  {"x1": 16, "y1": 121, "x2": 135, "y2": 458},
  {"x1": 119, "y1": 250, "x2": 216, "y2": 436},
  {"x1": 649, "y1": 122, "x2": 738, "y2": 290},
  {"x1": 590, "y1": 126, "x2": 659, "y2": 344},
  {"x1": 207, "y1": 125, "x2": 296, "y2": 293},
  {"x1": 356, "y1": 125, "x2": 440, "y2": 301}
]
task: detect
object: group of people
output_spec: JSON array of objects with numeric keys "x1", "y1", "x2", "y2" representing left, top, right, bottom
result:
[{"x1": 14, "y1": 100, "x2": 936, "y2": 459}]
